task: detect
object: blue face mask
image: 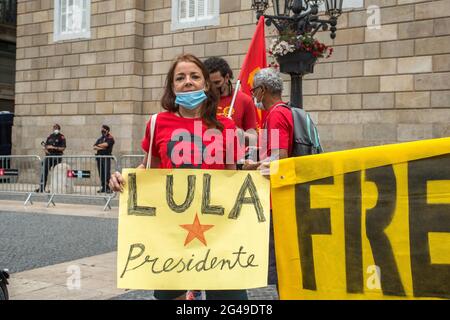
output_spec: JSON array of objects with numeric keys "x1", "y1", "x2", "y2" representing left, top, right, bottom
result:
[{"x1": 175, "y1": 89, "x2": 207, "y2": 110}]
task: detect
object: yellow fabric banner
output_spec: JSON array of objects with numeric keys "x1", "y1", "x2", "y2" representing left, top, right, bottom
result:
[
  {"x1": 271, "y1": 137, "x2": 450, "y2": 300},
  {"x1": 117, "y1": 169, "x2": 271, "y2": 290}
]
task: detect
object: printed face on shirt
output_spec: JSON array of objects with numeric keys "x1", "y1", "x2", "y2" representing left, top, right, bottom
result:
[
  {"x1": 173, "y1": 61, "x2": 206, "y2": 93},
  {"x1": 166, "y1": 132, "x2": 204, "y2": 169}
]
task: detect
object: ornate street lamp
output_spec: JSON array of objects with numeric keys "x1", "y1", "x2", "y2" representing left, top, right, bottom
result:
[{"x1": 251, "y1": 0, "x2": 343, "y2": 108}]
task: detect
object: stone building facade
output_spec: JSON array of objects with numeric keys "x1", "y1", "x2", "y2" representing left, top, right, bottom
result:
[
  {"x1": 1, "y1": 0, "x2": 16, "y2": 113},
  {"x1": 13, "y1": 0, "x2": 450, "y2": 157}
]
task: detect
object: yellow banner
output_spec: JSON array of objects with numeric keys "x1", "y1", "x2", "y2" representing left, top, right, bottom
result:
[
  {"x1": 271, "y1": 137, "x2": 450, "y2": 300},
  {"x1": 117, "y1": 169, "x2": 270, "y2": 290}
]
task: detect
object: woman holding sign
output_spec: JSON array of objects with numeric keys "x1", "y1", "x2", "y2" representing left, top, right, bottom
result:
[{"x1": 109, "y1": 54, "x2": 246, "y2": 300}]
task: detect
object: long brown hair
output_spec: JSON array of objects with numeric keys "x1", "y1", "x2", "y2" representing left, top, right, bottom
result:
[{"x1": 161, "y1": 54, "x2": 224, "y2": 130}]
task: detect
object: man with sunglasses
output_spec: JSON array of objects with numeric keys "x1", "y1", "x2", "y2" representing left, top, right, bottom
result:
[
  {"x1": 246, "y1": 68, "x2": 294, "y2": 166},
  {"x1": 243, "y1": 68, "x2": 294, "y2": 291}
]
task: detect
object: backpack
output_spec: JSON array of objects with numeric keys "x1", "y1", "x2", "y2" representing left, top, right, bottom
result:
[{"x1": 279, "y1": 103, "x2": 324, "y2": 157}]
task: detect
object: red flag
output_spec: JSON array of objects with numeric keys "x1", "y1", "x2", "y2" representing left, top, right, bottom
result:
[{"x1": 238, "y1": 16, "x2": 267, "y2": 128}]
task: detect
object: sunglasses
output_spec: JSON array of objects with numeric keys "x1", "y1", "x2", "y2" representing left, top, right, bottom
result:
[{"x1": 250, "y1": 86, "x2": 262, "y2": 95}]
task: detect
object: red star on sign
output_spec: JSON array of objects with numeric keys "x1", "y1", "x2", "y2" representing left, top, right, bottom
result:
[{"x1": 180, "y1": 213, "x2": 214, "y2": 246}]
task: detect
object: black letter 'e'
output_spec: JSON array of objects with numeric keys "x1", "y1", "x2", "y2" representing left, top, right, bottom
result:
[
  {"x1": 409, "y1": 154, "x2": 450, "y2": 299},
  {"x1": 365, "y1": 165, "x2": 406, "y2": 296}
]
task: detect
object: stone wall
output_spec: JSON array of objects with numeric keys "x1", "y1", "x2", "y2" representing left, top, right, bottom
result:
[
  {"x1": 14, "y1": 0, "x2": 450, "y2": 156},
  {"x1": 14, "y1": 0, "x2": 147, "y2": 156},
  {"x1": 306, "y1": 0, "x2": 450, "y2": 150}
]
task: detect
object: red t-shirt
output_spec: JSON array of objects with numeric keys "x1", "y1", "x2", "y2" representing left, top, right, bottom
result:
[
  {"x1": 217, "y1": 91, "x2": 257, "y2": 131},
  {"x1": 141, "y1": 112, "x2": 242, "y2": 169},
  {"x1": 261, "y1": 102, "x2": 294, "y2": 159}
]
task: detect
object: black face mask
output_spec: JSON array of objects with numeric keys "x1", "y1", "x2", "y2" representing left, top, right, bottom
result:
[
  {"x1": 218, "y1": 85, "x2": 224, "y2": 95},
  {"x1": 101, "y1": 130, "x2": 107, "y2": 136},
  {"x1": 218, "y1": 77, "x2": 231, "y2": 96},
  {"x1": 226, "y1": 80, "x2": 232, "y2": 95}
]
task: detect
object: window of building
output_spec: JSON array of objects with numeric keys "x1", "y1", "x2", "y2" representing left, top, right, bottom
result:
[
  {"x1": 53, "y1": 0, "x2": 90, "y2": 42},
  {"x1": 342, "y1": 0, "x2": 364, "y2": 9},
  {"x1": 171, "y1": 0, "x2": 219, "y2": 31}
]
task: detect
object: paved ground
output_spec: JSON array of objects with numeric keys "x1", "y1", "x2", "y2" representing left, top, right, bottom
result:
[
  {"x1": 0, "y1": 211, "x2": 117, "y2": 273},
  {"x1": 110, "y1": 286, "x2": 279, "y2": 300},
  {"x1": 0, "y1": 200, "x2": 278, "y2": 300}
]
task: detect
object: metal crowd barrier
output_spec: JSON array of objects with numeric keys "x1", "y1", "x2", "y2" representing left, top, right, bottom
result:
[
  {"x1": 118, "y1": 154, "x2": 145, "y2": 172},
  {"x1": 33, "y1": 155, "x2": 118, "y2": 210},
  {"x1": 0, "y1": 154, "x2": 148, "y2": 211},
  {"x1": 0, "y1": 155, "x2": 42, "y2": 204}
]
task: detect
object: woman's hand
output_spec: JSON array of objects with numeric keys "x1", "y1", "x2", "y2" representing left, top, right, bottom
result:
[{"x1": 109, "y1": 171, "x2": 125, "y2": 192}]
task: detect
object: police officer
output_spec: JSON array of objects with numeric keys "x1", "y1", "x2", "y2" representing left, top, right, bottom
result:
[
  {"x1": 93, "y1": 124, "x2": 115, "y2": 193},
  {"x1": 36, "y1": 124, "x2": 66, "y2": 192}
]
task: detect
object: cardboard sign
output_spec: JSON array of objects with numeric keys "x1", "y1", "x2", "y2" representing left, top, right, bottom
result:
[{"x1": 117, "y1": 169, "x2": 271, "y2": 290}]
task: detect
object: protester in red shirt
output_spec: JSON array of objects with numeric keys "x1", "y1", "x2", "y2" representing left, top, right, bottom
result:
[
  {"x1": 243, "y1": 67, "x2": 294, "y2": 167},
  {"x1": 140, "y1": 110, "x2": 238, "y2": 169},
  {"x1": 242, "y1": 67, "x2": 294, "y2": 289},
  {"x1": 109, "y1": 54, "x2": 246, "y2": 300},
  {"x1": 204, "y1": 57, "x2": 258, "y2": 133}
]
